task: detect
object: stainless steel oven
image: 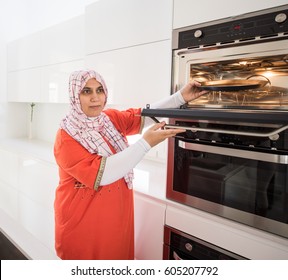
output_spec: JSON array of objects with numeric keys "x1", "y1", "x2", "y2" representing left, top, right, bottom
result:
[{"x1": 142, "y1": 5, "x2": 288, "y2": 239}]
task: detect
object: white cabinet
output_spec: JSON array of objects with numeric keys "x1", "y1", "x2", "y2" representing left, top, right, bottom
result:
[
  {"x1": 0, "y1": 182, "x2": 18, "y2": 221},
  {"x1": 18, "y1": 155, "x2": 58, "y2": 212},
  {"x1": 18, "y1": 193, "x2": 56, "y2": 253},
  {"x1": 0, "y1": 149, "x2": 19, "y2": 187},
  {"x1": 85, "y1": 40, "x2": 172, "y2": 107},
  {"x1": 0, "y1": 142, "x2": 59, "y2": 258},
  {"x1": 7, "y1": 32, "x2": 42, "y2": 72},
  {"x1": 40, "y1": 59, "x2": 84, "y2": 103},
  {"x1": 7, "y1": 16, "x2": 85, "y2": 72},
  {"x1": 173, "y1": 0, "x2": 288, "y2": 29},
  {"x1": 7, "y1": 68, "x2": 42, "y2": 102},
  {"x1": 134, "y1": 192, "x2": 166, "y2": 259},
  {"x1": 7, "y1": 60, "x2": 84, "y2": 103},
  {"x1": 41, "y1": 16, "x2": 85, "y2": 66},
  {"x1": 85, "y1": 0, "x2": 173, "y2": 54}
]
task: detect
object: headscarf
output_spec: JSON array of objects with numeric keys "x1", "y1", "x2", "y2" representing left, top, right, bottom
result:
[{"x1": 60, "y1": 70, "x2": 133, "y2": 188}]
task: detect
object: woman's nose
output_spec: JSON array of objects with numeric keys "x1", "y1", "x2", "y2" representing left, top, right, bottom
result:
[{"x1": 90, "y1": 91, "x2": 99, "y2": 101}]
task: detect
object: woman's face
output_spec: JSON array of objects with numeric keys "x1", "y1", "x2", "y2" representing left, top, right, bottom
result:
[{"x1": 79, "y1": 78, "x2": 106, "y2": 117}]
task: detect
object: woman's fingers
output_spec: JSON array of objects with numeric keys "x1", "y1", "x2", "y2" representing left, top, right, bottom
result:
[
  {"x1": 143, "y1": 122, "x2": 186, "y2": 147},
  {"x1": 163, "y1": 127, "x2": 186, "y2": 136}
]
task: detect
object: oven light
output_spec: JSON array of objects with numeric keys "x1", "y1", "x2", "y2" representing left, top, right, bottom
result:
[
  {"x1": 262, "y1": 71, "x2": 275, "y2": 78},
  {"x1": 239, "y1": 61, "x2": 248, "y2": 66}
]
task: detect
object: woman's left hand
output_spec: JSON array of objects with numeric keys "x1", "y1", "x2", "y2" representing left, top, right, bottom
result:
[{"x1": 180, "y1": 80, "x2": 208, "y2": 102}]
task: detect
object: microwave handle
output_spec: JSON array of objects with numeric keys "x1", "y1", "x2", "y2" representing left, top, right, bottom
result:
[
  {"x1": 165, "y1": 124, "x2": 288, "y2": 140},
  {"x1": 178, "y1": 140, "x2": 288, "y2": 164}
]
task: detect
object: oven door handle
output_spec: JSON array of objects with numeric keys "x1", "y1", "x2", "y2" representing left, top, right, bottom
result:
[
  {"x1": 178, "y1": 140, "x2": 288, "y2": 164},
  {"x1": 172, "y1": 251, "x2": 183, "y2": 260},
  {"x1": 165, "y1": 124, "x2": 288, "y2": 139}
]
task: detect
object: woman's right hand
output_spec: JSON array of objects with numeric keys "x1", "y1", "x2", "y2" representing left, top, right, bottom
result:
[{"x1": 142, "y1": 121, "x2": 185, "y2": 148}]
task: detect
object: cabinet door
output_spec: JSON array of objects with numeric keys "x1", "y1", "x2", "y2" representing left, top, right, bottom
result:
[
  {"x1": 134, "y1": 193, "x2": 166, "y2": 259},
  {"x1": 7, "y1": 16, "x2": 85, "y2": 72},
  {"x1": 17, "y1": 193, "x2": 55, "y2": 252},
  {"x1": 0, "y1": 149, "x2": 19, "y2": 187},
  {"x1": 17, "y1": 156, "x2": 57, "y2": 251},
  {"x1": 18, "y1": 156, "x2": 58, "y2": 211},
  {"x1": 40, "y1": 59, "x2": 84, "y2": 103},
  {"x1": 0, "y1": 182, "x2": 18, "y2": 220},
  {"x1": 173, "y1": 0, "x2": 288, "y2": 29},
  {"x1": 85, "y1": 0, "x2": 173, "y2": 54},
  {"x1": 41, "y1": 16, "x2": 85, "y2": 65},
  {"x1": 7, "y1": 68, "x2": 41, "y2": 102},
  {"x1": 85, "y1": 40, "x2": 172, "y2": 107},
  {"x1": 8, "y1": 60, "x2": 84, "y2": 103},
  {"x1": 7, "y1": 32, "x2": 42, "y2": 71},
  {"x1": 0, "y1": 149, "x2": 19, "y2": 220}
]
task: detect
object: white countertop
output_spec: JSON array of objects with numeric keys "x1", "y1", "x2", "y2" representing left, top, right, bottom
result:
[{"x1": 0, "y1": 137, "x2": 55, "y2": 163}]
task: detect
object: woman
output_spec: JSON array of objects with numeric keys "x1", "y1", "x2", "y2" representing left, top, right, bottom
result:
[{"x1": 54, "y1": 70, "x2": 206, "y2": 260}]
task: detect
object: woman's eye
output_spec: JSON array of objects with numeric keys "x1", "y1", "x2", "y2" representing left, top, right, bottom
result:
[
  {"x1": 81, "y1": 87, "x2": 104, "y2": 95},
  {"x1": 96, "y1": 87, "x2": 104, "y2": 94},
  {"x1": 81, "y1": 88, "x2": 91, "y2": 95}
]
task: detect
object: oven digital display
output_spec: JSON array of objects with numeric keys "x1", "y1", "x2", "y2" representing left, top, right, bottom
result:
[{"x1": 232, "y1": 23, "x2": 242, "y2": 31}]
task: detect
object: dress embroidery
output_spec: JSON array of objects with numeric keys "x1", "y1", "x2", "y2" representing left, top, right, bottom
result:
[{"x1": 74, "y1": 181, "x2": 86, "y2": 188}]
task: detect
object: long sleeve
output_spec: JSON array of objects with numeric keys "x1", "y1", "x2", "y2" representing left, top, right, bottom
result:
[
  {"x1": 100, "y1": 138, "x2": 151, "y2": 185},
  {"x1": 144, "y1": 90, "x2": 185, "y2": 126},
  {"x1": 101, "y1": 92, "x2": 185, "y2": 185},
  {"x1": 149, "y1": 90, "x2": 185, "y2": 109}
]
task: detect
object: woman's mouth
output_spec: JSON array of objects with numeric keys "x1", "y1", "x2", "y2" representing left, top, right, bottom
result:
[{"x1": 90, "y1": 105, "x2": 101, "y2": 109}]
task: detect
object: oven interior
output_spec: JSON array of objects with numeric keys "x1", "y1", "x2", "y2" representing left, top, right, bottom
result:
[
  {"x1": 186, "y1": 54, "x2": 288, "y2": 109},
  {"x1": 170, "y1": 45, "x2": 288, "y2": 110}
]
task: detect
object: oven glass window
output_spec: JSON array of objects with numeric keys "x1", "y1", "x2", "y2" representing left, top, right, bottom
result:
[{"x1": 173, "y1": 138, "x2": 288, "y2": 224}]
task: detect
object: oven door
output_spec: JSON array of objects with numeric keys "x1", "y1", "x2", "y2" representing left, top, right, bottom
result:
[{"x1": 167, "y1": 136, "x2": 288, "y2": 239}]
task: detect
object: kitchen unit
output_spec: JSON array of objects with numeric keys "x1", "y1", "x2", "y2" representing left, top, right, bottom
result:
[
  {"x1": 1, "y1": 0, "x2": 288, "y2": 260},
  {"x1": 143, "y1": 4, "x2": 288, "y2": 259}
]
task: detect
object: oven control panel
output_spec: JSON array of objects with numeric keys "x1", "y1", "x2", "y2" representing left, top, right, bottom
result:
[
  {"x1": 174, "y1": 120, "x2": 288, "y2": 152},
  {"x1": 176, "y1": 6, "x2": 288, "y2": 49}
]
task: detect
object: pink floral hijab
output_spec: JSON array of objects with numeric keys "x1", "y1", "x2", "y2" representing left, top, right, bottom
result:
[{"x1": 60, "y1": 70, "x2": 133, "y2": 188}]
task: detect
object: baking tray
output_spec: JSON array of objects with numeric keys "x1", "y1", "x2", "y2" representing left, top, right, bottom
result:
[{"x1": 199, "y1": 80, "x2": 268, "y2": 91}]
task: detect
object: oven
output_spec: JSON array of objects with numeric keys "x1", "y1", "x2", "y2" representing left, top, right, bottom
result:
[
  {"x1": 142, "y1": 5, "x2": 288, "y2": 239},
  {"x1": 163, "y1": 225, "x2": 247, "y2": 260}
]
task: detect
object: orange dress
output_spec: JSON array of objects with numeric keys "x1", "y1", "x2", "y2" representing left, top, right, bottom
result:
[{"x1": 54, "y1": 108, "x2": 142, "y2": 260}]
